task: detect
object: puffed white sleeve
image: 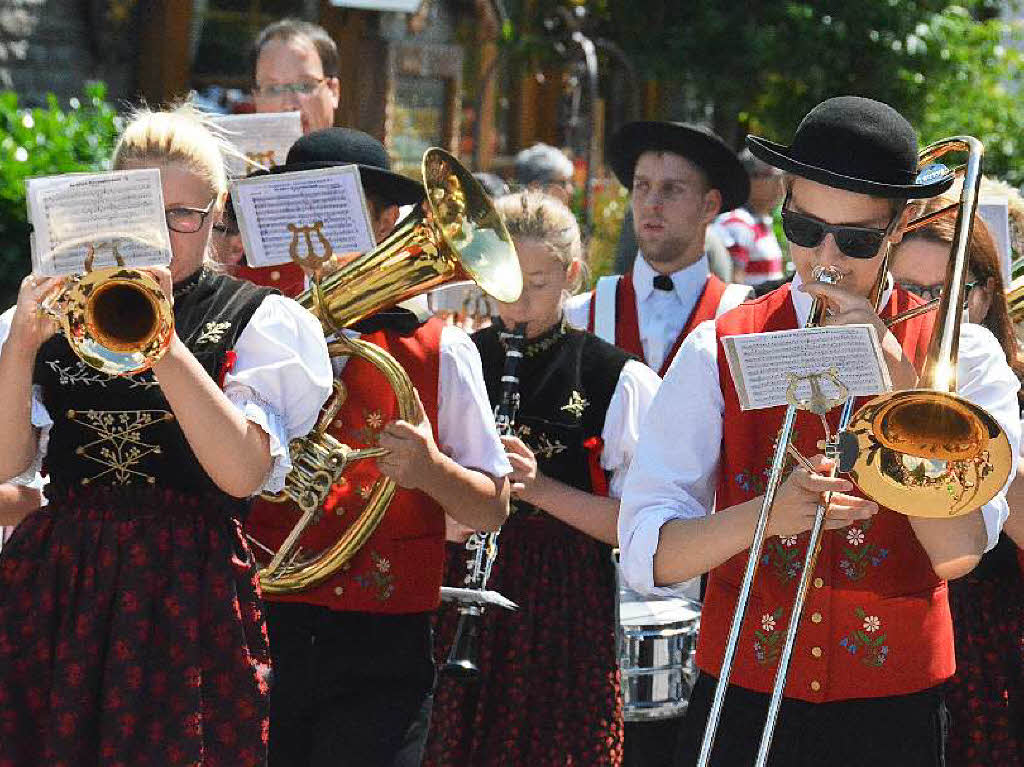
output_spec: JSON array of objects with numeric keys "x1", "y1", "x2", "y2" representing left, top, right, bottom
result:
[
  {"x1": 955, "y1": 322, "x2": 1022, "y2": 551},
  {"x1": 617, "y1": 319, "x2": 723, "y2": 596},
  {"x1": 0, "y1": 306, "x2": 53, "y2": 486},
  {"x1": 222, "y1": 294, "x2": 333, "y2": 494},
  {"x1": 563, "y1": 291, "x2": 593, "y2": 331},
  {"x1": 600, "y1": 359, "x2": 661, "y2": 499},
  {"x1": 437, "y1": 325, "x2": 512, "y2": 478}
]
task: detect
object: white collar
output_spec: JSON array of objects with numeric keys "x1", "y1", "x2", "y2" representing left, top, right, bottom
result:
[
  {"x1": 632, "y1": 252, "x2": 710, "y2": 303},
  {"x1": 789, "y1": 271, "x2": 894, "y2": 326}
]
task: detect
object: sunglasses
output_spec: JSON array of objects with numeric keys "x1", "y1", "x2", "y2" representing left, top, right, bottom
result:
[
  {"x1": 781, "y1": 208, "x2": 892, "y2": 260},
  {"x1": 900, "y1": 280, "x2": 978, "y2": 303}
]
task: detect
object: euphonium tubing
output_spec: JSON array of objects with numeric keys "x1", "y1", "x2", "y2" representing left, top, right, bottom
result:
[{"x1": 254, "y1": 148, "x2": 523, "y2": 594}]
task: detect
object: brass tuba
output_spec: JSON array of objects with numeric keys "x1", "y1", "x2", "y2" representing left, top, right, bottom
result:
[
  {"x1": 252, "y1": 147, "x2": 522, "y2": 594},
  {"x1": 39, "y1": 237, "x2": 175, "y2": 377}
]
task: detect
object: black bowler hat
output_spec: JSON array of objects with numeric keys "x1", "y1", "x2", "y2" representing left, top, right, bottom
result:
[
  {"x1": 270, "y1": 127, "x2": 424, "y2": 206},
  {"x1": 746, "y1": 96, "x2": 954, "y2": 199},
  {"x1": 607, "y1": 121, "x2": 749, "y2": 212}
]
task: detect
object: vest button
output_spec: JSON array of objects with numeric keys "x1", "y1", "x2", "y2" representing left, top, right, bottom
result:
[
  {"x1": 333, "y1": 586, "x2": 343, "y2": 596},
  {"x1": 810, "y1": 680, "x2": 821, "y2": 692},
  {"x1": 811, "y1": 612, "x2": 823, "y2": 624},
  {"x1": 271, "y1": 270, "x2": 281, "y2": 282},
  {"x1": 811, "y1": 646, "x2": 822, "y2": 658},
  {"x1": 813, "y1": 577, "x2": 824, "y2": 589}
]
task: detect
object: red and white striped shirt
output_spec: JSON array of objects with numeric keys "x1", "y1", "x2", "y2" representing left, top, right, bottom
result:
[{"x1": 714, "y1": 208, "x2": 784, "y2": 287}]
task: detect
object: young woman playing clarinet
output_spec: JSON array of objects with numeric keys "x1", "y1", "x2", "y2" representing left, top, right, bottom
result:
[
  {"x1": 425, "y1": 190, "x2": 661, "y2": 766},
  {"x1": 0, "y1": 105, "x2": 333, "y2": 766}
]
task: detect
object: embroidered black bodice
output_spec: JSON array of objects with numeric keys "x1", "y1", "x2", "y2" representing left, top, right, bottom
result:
[
  {"x1": 33, "y1": 269, "x2": 275, "y2": 497},
  {"x1": 473, "y1": 319, "x2": 632, "y2": 497}
]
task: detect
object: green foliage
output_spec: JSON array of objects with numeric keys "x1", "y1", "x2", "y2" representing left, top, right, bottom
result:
[{"x1": 0, "y1": 82, "x2": 120, "y2": 309}]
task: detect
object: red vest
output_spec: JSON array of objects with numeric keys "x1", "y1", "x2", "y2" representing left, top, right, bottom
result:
[
  {"x1": 696, "y1": 284, "x2": 950, "y2": 702},
  {"x1": 586, "y1": 273, "x2": 727, "y2": 376},
  {"x1": 234, "y1": 261, "x2": 306, "y2": 298},
  {"x1": 246, "y1": 318, "x2": 446, "y2": 614}
]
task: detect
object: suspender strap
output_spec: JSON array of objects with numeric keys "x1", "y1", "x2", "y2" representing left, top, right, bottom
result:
[{"x1": 592, "y1": 275, "x2": 619, "y2": 345}]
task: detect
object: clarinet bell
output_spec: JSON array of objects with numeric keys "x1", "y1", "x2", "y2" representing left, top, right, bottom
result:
[{"x1": 443, "y1": 607, "x2": 482, "y2": 681}]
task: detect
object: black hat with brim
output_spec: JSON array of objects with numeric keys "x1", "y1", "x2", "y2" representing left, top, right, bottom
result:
[
  {"x1": 264, "y1": 127, "x2": 424, "y2": 206},
  {"x1": 608, "y1": 121, "x2": 749, "y2": 212},
  {"x1": 746, "y1": 96, "x2": 954, "y2": 199}
]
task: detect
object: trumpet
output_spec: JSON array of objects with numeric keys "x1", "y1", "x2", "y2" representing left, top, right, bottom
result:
[{"x1": 38, "y1": 238, "x2": 175, "y2": 377}]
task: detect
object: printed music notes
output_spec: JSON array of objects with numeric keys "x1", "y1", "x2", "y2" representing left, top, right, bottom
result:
[
  {"x1": 209, "y1": 112, "x2": 303, "y2": 177},
  {"x1": 27, "y1": 169, "x2": 172, "y2": 276},
  {"x1": 721, "y1": 325, "x2": 892, "y2": 411},
  {"x1": 231, "y1": 165, "x2": 377, "y2": 268}
]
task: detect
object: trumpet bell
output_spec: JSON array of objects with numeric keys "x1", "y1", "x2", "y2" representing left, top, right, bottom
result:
[
  {"x1": 846, "y1": 389, "x2": 1012, "y2": 517},
  {"x1": 62, "y1": 266, "x2": 174, "y2": 376}
]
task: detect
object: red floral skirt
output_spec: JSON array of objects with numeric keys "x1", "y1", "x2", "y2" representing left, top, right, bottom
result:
[
  {"x1": 944, "y1": 548, "x2": 1024, "y2": 766},
  {"x1": 424, "y1": 511, "x2": 623, "y2": 767},
  {"x1": 0, "y1": 487, "x2": 270, "y2": 767}
]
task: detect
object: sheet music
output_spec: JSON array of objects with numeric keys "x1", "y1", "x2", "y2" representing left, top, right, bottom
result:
[
  {"x1": 27, "y1": 169, "x2": 171, "y2": 276},
  {"x1": 721, "y1": 324, "x2": 892, "y2": 411},
  {"x1": 232, "y1": 165, "x2": 377, "y2": 268},
  {"x1": 209, "y1": 111, "x2": 303, "y2": 177}
]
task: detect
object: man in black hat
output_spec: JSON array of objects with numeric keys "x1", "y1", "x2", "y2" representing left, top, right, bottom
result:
[
  {"x1": 565, "y1": 121, "x2": 753, "y2": 379},
  {"x1": 243, "y1": 127, "x2": 512, "y2": 767},
  {"x1": 618, "y1": 96, "x2": 1021, "y2": 765}
]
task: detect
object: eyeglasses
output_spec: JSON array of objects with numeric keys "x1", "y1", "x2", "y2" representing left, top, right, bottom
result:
[
  {"x1": 253, "y1": 78, "x2": 327, "y2": 100},
  {"x1": 212, "y1": 219, "x2": 239, "y2": 237},
  {"x1": 165, "y1": 198, "x2": 217, "y2": 234},
  {"x1": 781, "y1": 208, "x2": 892, "y2": 260},
  {"x1": 899, "y1": 280, "x2": 978, "y2": 303}
]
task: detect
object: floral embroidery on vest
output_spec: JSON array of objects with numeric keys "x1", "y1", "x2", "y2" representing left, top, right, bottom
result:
[
  {"x1": 355, "y1": 551, "x2": 395, "y2": 602},
  {"x1": 70, "y1": 409, "x2": 175, "y2": 486},
  {"x1": 45, "y1": 360, "x2": 159, "y2": 389},
  {"x1": 839, "y1": 607, "x2": 889, "y2": 667},
  {"x1": 837, "y1": 518, "x2": 889, "y2": 581},
  {"x1": 560, "y1": 390, "x2": 588, "y2": 419},
  {"x1": 196, "y1": 321, "x2": 232, "y2": 345},
  {"x1": 760, "y1": 534, "x2": 804, "y2": 583},
  {"x1": 350, "y1": 409, "x2": 385, "y2": 446},
  {"x1": 735, "y1": 426, "x2": 799, "y2": 497},
  {"x1": 754, "y1": 606, "x2": 786, "y2": 665}
]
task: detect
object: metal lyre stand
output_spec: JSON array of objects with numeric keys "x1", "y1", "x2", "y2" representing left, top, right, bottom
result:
[{"x1": 698, "y1": 367, "x2": 853, "y2": 767}]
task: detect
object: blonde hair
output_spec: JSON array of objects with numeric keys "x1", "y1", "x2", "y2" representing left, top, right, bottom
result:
[
  {"x1": 493, "y1": 190, "x2": 584, "y2": 292},
  {"x1": 112, "y1": 103, "x2": 229, "y2": 197}
]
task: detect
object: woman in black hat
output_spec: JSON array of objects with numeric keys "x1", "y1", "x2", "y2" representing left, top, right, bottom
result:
[{"x1": 617, "y1": 96, "x2": 1021, "y2": 766}]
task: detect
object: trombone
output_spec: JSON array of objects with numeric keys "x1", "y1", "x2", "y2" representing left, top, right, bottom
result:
[{"x1": 698, "y1": 136, "x2": 1013, "y2": 765}]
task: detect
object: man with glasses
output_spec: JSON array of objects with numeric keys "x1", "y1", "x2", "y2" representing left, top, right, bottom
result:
[
  {"x1": 251, "y1": 19, "x2": 340, "y2": 136},
  {"x1": 565, "y1": 121, "x2": 753, "y2": 379},
  {"x1": 618, "y1": 96, "x2": 1021, "y2": 766}
]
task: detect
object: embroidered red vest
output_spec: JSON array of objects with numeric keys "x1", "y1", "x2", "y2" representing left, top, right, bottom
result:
[
  {"x1": 245, "y1": 318, "x2": 446, "y2": 614},
  {"x1": 586, "y1": 273, "x2": 727, "y2": 376},
  {"x1": 234, "y1": 261, "x2": 306, "y2": 298},
  {"x1": 696, "y1": 284, "x2": 951, "y2": 702}
]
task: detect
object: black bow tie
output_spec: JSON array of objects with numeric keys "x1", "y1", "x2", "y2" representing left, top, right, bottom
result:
[{"x1": 653, "y1": 274, "x2": 674, "y2": 292}]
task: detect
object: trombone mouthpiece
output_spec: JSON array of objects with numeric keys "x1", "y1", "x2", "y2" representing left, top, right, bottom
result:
[{"x1": 812, "y1": 265, "x2": 843, "y2": 285}]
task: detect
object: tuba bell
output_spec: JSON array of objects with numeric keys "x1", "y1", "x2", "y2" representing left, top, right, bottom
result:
[{"x1": 251, "y1": 147, "x2": 522, "y2": 594}]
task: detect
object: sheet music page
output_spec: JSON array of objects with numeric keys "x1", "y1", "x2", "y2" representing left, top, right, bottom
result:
[
  {"x1": 232, "y1": 165, "x2": 377, "y2": 268},
  {"x1": 209, "y1": 111, "x2": 303, "y2": 177},
  {"x1": 721, "y1": 324, "x2": 892, "y2": 411},
  {"x1": 27, "y1": 169, "x2": 171, "y2": 276}
]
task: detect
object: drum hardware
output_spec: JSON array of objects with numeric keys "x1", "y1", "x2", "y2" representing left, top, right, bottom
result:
[
  {"x1": 252, "y1": 148, "x2": 523, "y2": 594},
  {"x1": 698, "y1": 136, "x2": 1011, "y2": 766}
]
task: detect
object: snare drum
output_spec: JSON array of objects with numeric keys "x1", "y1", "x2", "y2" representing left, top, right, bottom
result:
[{"x1": 615, "y1": 553, "x2": 701, "y2": 722}]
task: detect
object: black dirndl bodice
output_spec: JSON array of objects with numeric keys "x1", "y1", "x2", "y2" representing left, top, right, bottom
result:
[
  {"x1": 426, "y1": 319, "x2": 634, "y2": 767},
  {"x1": 0, "y1": 268, "x2": 278, "y2": 767}
]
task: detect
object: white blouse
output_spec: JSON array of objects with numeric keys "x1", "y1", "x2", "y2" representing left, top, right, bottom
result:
[
  {"x1": 0, "y1": 293, "x2": 334, "y2": 495},
  {"x1": 601, "y1": 359, "x2": 662, "y2": 498},
  {"x1": 617, "y1": 273, "x2": 1023, "y2": 597}
]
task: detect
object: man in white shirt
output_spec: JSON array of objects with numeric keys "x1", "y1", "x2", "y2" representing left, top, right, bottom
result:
[
  {"x1": 565, "y1": 121, "x2": 752, "y2": 376},
  {"x1": 618, "y1": 96, "x2": 1021, "y2": 765}
]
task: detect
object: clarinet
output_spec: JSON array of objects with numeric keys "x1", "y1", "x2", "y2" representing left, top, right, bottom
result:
[{"x1": 443, "y1": 321, "x2": 527, "y2": 680}]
